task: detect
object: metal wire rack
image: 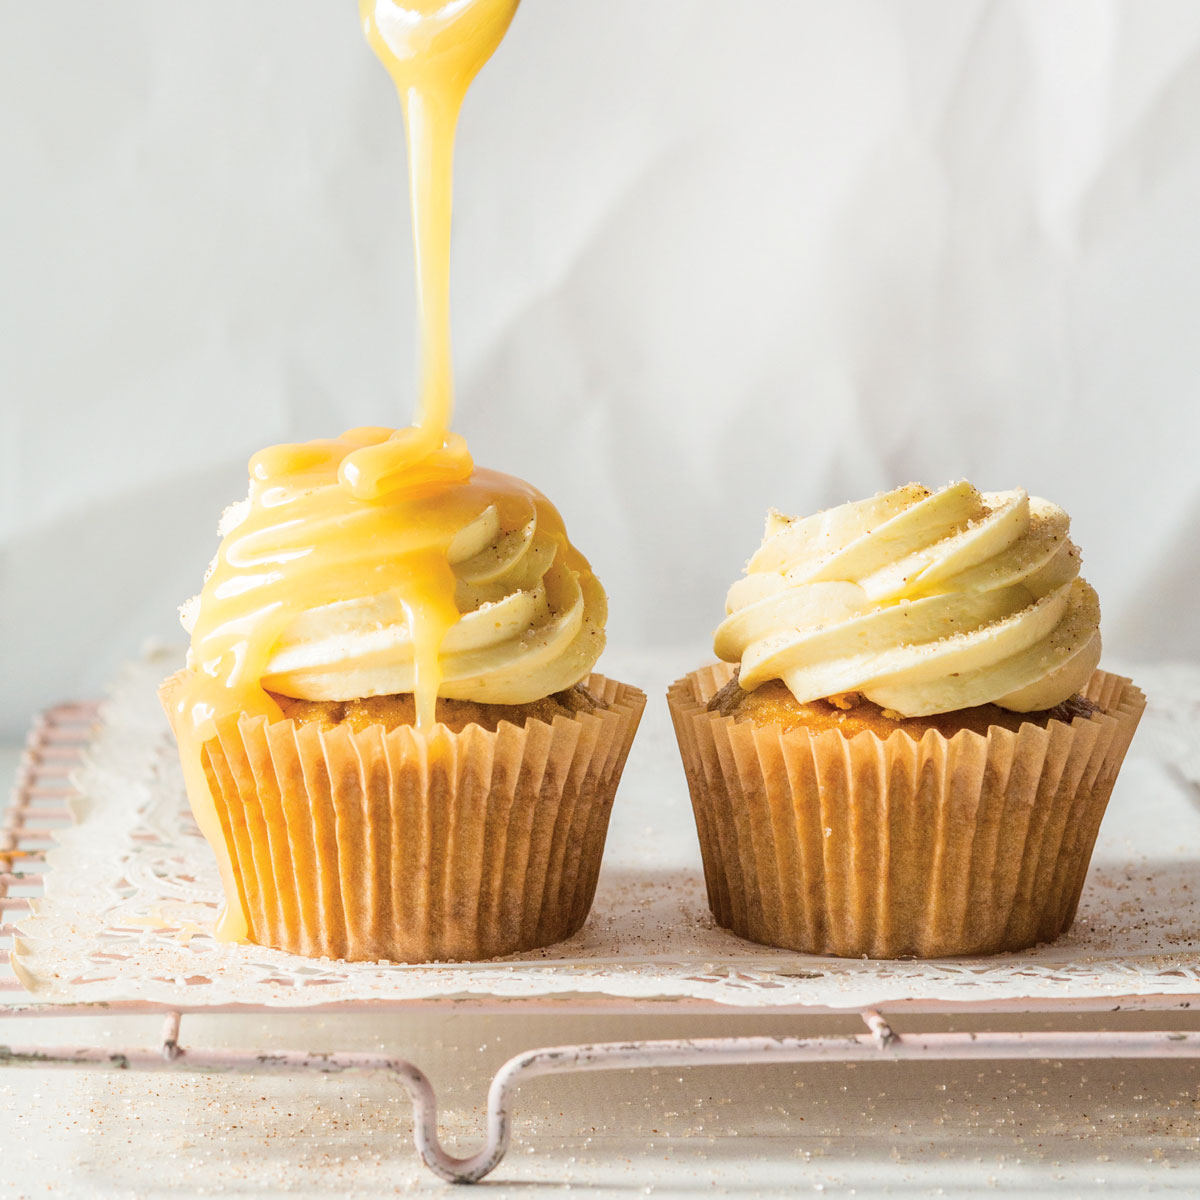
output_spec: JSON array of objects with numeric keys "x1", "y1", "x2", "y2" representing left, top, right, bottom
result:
[{"x1": 5, "y1": 703, "x2": 1200, "y2": 1185}]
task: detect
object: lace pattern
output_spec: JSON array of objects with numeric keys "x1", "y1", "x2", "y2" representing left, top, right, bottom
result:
[{"x1": 12, "y1": 650, "x2": 1200, "y2": 1011}]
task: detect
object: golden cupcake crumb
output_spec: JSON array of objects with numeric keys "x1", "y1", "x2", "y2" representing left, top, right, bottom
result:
[
  {"x1": 707, "y1": 671, "x2": 1101, "y2": 739},
  {"x1": 273, "y1": 682, "x2": 603, "y2": 734}
]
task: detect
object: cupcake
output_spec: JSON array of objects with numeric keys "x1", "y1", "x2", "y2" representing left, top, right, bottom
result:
[
  {"x1": 161, "y1": 430, "x2": 644, "y2": 963},
  {"x1": 156, "y1": 0, "x2": 646, "y2": 964},
  {"x1": 668, "y1": 482, "x2": 1144, "y2": 958}
]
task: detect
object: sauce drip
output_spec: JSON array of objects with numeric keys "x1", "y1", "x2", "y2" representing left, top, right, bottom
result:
[
  {"x1": 171, "y1": 0, "x2": 525, "y2": 940},
  {"x1": 354, "y1": 0, "x2": 519, "y2": 490}
]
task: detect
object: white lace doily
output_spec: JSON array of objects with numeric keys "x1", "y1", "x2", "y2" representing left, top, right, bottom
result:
[{"x1": 12, "y1": 649, "x2": 1200, "y2": 1012}]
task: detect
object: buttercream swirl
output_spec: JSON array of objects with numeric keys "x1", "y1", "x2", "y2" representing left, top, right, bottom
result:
[
  {"x1": 714, "y1": 481, "x2": 1102, "y2": 716},
  {"x1": 181, "y1": 428, "x2": 606, "y2": 715}
]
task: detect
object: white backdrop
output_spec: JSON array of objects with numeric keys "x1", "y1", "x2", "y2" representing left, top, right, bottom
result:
[{"x1": 4, "y1": 0, "x2": 1200, "y2": 735}]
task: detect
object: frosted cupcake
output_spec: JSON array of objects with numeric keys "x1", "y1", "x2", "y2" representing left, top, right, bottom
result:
[
  {"x1": 157, "y1": 1, "x2": 648, "y2": 964},
  {"x1": 161, "y1": 430, "x2": 644, "y2": 963},
  {"x1": 668, "y1": 482, "x2": 1144, "y2": 958}
]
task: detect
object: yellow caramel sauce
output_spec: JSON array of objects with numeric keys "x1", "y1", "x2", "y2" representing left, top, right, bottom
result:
[
  {"x1": 170, "y1": 1, "x2": 526, "y2": 940},
  {"x1": 357, "y1": 0, "x2": 519, "y2": 478}
]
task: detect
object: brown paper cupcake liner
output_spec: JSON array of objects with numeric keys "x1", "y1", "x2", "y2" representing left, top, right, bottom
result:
[
  {"x1": 162, "y1": 672, "x2": 645, "y2": 963},
  {"x1": 668, "y1": 664, "x2": 1145, "y2": 959}
]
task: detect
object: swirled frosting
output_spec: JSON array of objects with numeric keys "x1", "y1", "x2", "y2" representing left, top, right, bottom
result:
[
  {"x1": 714, "y1": 482, "x2": 1102, "y2": 716},
  {"x1": 180, "y1": 428, "x2": 607, "y2": 718}
]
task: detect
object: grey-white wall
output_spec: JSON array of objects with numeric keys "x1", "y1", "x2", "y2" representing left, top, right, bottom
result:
[{"x1": 5, "y1": 0, "x2": 1200, "y2": 733}]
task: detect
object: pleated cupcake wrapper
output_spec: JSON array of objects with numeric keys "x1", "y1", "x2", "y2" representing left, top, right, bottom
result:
[
  {"x1": 161, "y1": 672, "x2": 645, "y2": 963},
  {"x1": 668, "y1": 664, "x2": 1145, "y2": 959}
]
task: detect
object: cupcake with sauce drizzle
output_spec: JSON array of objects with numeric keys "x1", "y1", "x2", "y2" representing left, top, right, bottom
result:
[
  {"x1": 668, "y1": 483, "x2": 1144, "y2": 959},
  {"x1": 159, "y1": 0, "x2": 644, "y2": 963}
]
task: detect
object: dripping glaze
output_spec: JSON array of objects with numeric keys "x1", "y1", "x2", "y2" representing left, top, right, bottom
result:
[{"x1": 170, "y1": 0, "x2": 606, "y2": 941}]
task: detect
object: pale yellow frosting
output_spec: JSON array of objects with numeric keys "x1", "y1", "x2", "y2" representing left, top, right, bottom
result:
[
  {"x1": 180, "y1": 442, "x2": 607, "y2": 710},
  {"x1": 714, "y1": 482, "x2": 1103, "y2": 716}
]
